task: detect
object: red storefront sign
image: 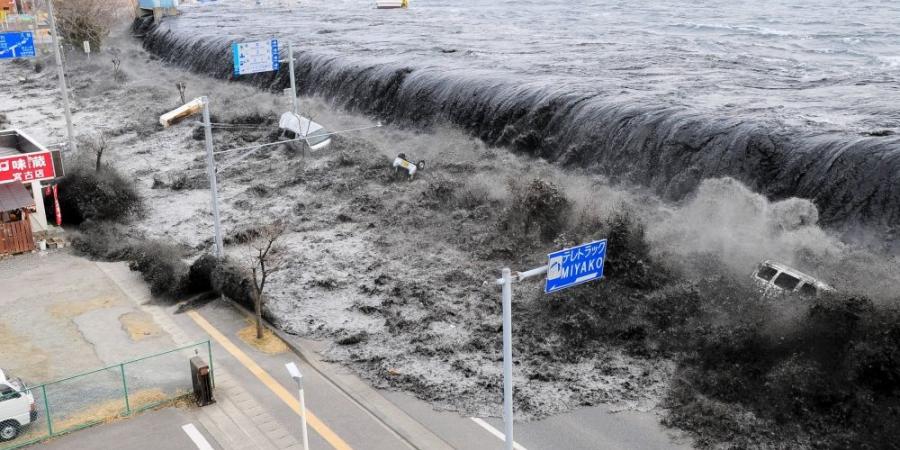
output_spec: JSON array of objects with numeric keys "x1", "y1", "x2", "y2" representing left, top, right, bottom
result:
[{"x1": 0, "y1": 152, "x2": 56, "y2": 184}]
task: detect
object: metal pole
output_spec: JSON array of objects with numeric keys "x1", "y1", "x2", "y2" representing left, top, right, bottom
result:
[
  {"x1": 41, "y1": 384, "x2": 52, "y2": 436},
  {"x1": 201, "y1": 97, "x2": 224, "y2": 258},
  {"x1": 501, "y1": 267, "x2": 514, "y2": 450},
  {"x1": 120, "y1": 363, "x2": 131, "y2": 415},
  {"x1": 297, "y1": 379, "x2": 309, "y2": 450},
  {"x1": 30, "y1": 0, "x2": 38, "y2": 45},
  {"x1": 207, "y1": 340, "x2": 215, "y2": 389},
  {"x1": 287, "y1": 41, "x2": 298, "y2": 115},
  {"x1": 46, "y1": 0, "x2": 76, "y2": 152}
]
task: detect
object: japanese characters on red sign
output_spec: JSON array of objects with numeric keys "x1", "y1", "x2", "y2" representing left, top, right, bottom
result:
[{"x1": 0, "y1": 152, "x2": 56, "y2": 184}]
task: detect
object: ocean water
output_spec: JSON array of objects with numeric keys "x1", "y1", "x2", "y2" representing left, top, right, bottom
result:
[
  {"x1": 141, "y1": 0, "x2": 900, "y2": 236},
  {"x1": 170, "y1": 0, "x2": 900, "y2": 132}
]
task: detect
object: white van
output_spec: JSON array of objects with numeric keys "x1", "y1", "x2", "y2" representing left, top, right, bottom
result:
[
  {"x1": 0, "y1": 369, "x2": 36, "y2": 441},
  {"x1": 752, "y1": 260, "x2": 834, "y2": 298},
  {"x1": 278, "y1": 112, "x2": 332, "y2": 151}
]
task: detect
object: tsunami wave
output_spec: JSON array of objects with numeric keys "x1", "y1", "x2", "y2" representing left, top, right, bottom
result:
[{"x1": 134, "y1": 17, "x2": 900, "y2": 242}]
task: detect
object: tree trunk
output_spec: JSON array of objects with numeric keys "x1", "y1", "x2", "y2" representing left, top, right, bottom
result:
[{"x1": 255, "y1": 291, "x2": 264, "y2": 340}]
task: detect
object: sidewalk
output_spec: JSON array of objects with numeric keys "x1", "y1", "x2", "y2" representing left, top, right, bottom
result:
[{"x1": 96, "y1": 262, "x2": 306, "y2": 450}]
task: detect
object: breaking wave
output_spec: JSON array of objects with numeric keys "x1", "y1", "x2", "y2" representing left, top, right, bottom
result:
[{"x1": 134, "y1": 12, "x2": 900, "y2": 243}]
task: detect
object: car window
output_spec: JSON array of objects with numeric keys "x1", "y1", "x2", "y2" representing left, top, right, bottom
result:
[
  {"x1": 305, "y1": 128, "x2": 330, "y2": 147},
  {"x1": 773, "y1": 272, "x2": 801, "y2": 291},
  {"x1": 0, "y1": 386, "x2": 18, "y2": 401},
  {"x1": 756, "y1": 265, "x2": 778, "y2": 281},
  {"x1": 799, "y1": 283, "x2": 817, "y2": 297}
]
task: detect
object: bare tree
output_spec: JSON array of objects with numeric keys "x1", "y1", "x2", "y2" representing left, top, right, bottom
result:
[
  {"x1": 175, "y1": 81, "x2": 187, "y2": 105},
  {"x1": 109, "y1": 47, "x2": 123, "y2": 83},
  {"x1": 92, "y1": 132, "x2": 108, "y2": 172},
  {"x1": 52, "y1": 0, "x2": 132, "y2": 50},
  {"x1": 246, "y1": 220, "x2": 288, "y2": 339}
]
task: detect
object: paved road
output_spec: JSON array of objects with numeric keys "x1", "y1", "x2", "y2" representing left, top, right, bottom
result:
[{"x1": 38, "y1": 408, "x2": 220, "y2": 450}]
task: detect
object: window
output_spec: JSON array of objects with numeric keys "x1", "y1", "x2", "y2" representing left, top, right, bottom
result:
[
  {"x1": 0, "y1": 386, "x2": 19, "y2": 401},
  {"x1": 305, "y1": 128, "x2": 330, "y2": 147},
  {"x1": 799, "y1": 283, "x2": 817, "y2": 297},
  {"x1": 773, "y1": 272, "x2": 801, "y2": 291},
  {"x1": 756, "y1": 265, "x2": 778, "y2": 281}
]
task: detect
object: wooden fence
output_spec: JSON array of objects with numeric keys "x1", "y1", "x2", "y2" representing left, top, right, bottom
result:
[{"x1": 0, "y1": 219, "x2": 34, "y2": 255}]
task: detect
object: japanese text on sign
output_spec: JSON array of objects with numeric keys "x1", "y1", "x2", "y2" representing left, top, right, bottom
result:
[
  {"x1": 0, "y1": 152, "x2": 56, "y2": 184},
  {"x1": 545, "y1": 239, "x2": 607, "y2": 293}
]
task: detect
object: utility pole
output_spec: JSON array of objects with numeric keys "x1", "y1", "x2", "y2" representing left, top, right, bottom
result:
[
  {"x1": 200, "y1": 96, "x2": 225, "y2": 258},
  {"x1": 29, "y1": 0, "x2": 38, "y2": 45},
  {"x1": 287, "y1": 42, "x2": 298, "y2": 115},
  {"x1": 46, "y1": 0, "x2": 77, "y2": 152}
]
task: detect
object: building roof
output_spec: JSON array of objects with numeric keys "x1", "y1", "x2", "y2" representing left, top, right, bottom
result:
[{"x1": 0, "y1": 182, "x2": 34, "y2": 212}]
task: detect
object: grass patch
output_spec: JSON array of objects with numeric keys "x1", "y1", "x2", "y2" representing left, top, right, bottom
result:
[
  {"x1": 48, "y1": 296, "x2": 119, "y2": 319},
  {"x1": 237, "y1": 321, "x2": 288, "y2": 355}
]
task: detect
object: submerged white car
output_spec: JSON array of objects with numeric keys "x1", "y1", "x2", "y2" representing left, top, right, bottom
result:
[
  {"x1": 279, "y1": 112, "x2": 332, "y2": 151},
  {"x1": 0, "y1": 369, "x2": 36, "y2": 442},
  {"x1": 752, "y1": 260, "x2": 834, "y2": 297}
]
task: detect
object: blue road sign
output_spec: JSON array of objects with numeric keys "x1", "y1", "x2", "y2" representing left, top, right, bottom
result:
[
  {"x1": 0, "y1": 32, "x2": 36, "y2": 60},
  {"x1": 545, "y1": 239, "x2": 607, "y2": 293},
  {"x1": 232, "y1": 39, "x2": 280, "y2": 76}
]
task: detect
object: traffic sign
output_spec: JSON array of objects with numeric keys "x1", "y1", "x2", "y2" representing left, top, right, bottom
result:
[
  {"x1": 232, "y1": 39, "x2": 280, "y2": 76},
  {"x1": 545, "y1": 239, "x2": 607, "y2": 293},
  {"x1": 0, "y1": 32, "x2": 36, "y2": 59}
]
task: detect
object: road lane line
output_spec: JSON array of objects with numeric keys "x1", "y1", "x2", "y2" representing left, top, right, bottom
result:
[
  {"x1": 187, "y1": 310, "x2": 353, "y2": 450},
  {"x1": 470, "y1": 418, "x2": 529, "y2": 450},
  {"x1": 182, "y1": 423, "x2": 214, "y2": 450}
]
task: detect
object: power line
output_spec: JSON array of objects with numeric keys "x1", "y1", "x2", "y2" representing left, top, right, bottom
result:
[{"x1": 212, "y1": 123, "x2": 382, "y2": 156}]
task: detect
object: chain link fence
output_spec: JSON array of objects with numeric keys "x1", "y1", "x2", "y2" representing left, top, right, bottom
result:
[{"x1": 0, "y1": 340, "x2": 212, "y2": 449}]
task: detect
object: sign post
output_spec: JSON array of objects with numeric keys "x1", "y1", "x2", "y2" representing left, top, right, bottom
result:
[
  {"x1": 493, "y1": 239, "x2": 607, "y2": 450},
  {"x1": 286, "y1": 41, "x2": 298, "y2": 115}
]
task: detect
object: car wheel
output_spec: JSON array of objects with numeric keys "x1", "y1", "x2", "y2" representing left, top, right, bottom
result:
[{"x1": 0, "y1": 421, "x2": 19, "y2": 441}]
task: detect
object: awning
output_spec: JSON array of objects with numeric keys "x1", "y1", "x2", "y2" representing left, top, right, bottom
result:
[{"x1": 0, "y1": 182, "x2": 35, "y2": 212}]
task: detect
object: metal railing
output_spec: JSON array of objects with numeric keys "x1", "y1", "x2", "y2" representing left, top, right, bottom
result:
[{"x1": 0, "y1": 341, "x2": 212, "y2": 449}]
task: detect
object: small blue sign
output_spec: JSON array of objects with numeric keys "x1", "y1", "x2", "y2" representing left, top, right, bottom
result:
[
  {"x1": 232, "y1": 39, "x2": 280, "y2": 76},
  {"x1": 0, "y1": 32, "x2": 36, "y2": 60},
  {"x1": 545, "y1": 239, "x2": 607, "y2": 293}
]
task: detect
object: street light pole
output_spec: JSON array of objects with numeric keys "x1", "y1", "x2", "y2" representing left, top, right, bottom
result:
[
  {"x1": 46, "y1": 0, "x2": 77, "y2": 152},
  {"x1": 285, "y1": 362, "x2": 309, "y2": 450},
  {"x1": 200, "y1": 96, "x2": 224, "y2": 258}
]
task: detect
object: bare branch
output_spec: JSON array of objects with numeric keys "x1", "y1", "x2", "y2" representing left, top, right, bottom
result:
[{"x1": 244, "y1": 219, "x2": 289, "y2": 340}]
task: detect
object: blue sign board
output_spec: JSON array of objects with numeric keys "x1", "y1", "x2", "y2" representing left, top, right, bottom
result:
[
  {"x1": 545, "y1": 239, "x2": 607, "y2": 293},
  {"x1": 0, "y1": 32, "x2": 36, "y2": 60},
  {"x1": 232, "y1": 39, "x2": 280, "y2": 76}
]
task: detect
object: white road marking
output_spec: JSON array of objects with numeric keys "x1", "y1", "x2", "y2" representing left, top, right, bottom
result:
[
  {"x1": 182, "y1": 423, "x2": 214, "y2": 450},
  {"x1": 470, "y1": 417, "x2": 529, "y2": 450}
]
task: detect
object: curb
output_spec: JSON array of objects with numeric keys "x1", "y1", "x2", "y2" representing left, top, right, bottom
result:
[{"x1": 221, "y1": 297, "x2": 454, "y2": 450}]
